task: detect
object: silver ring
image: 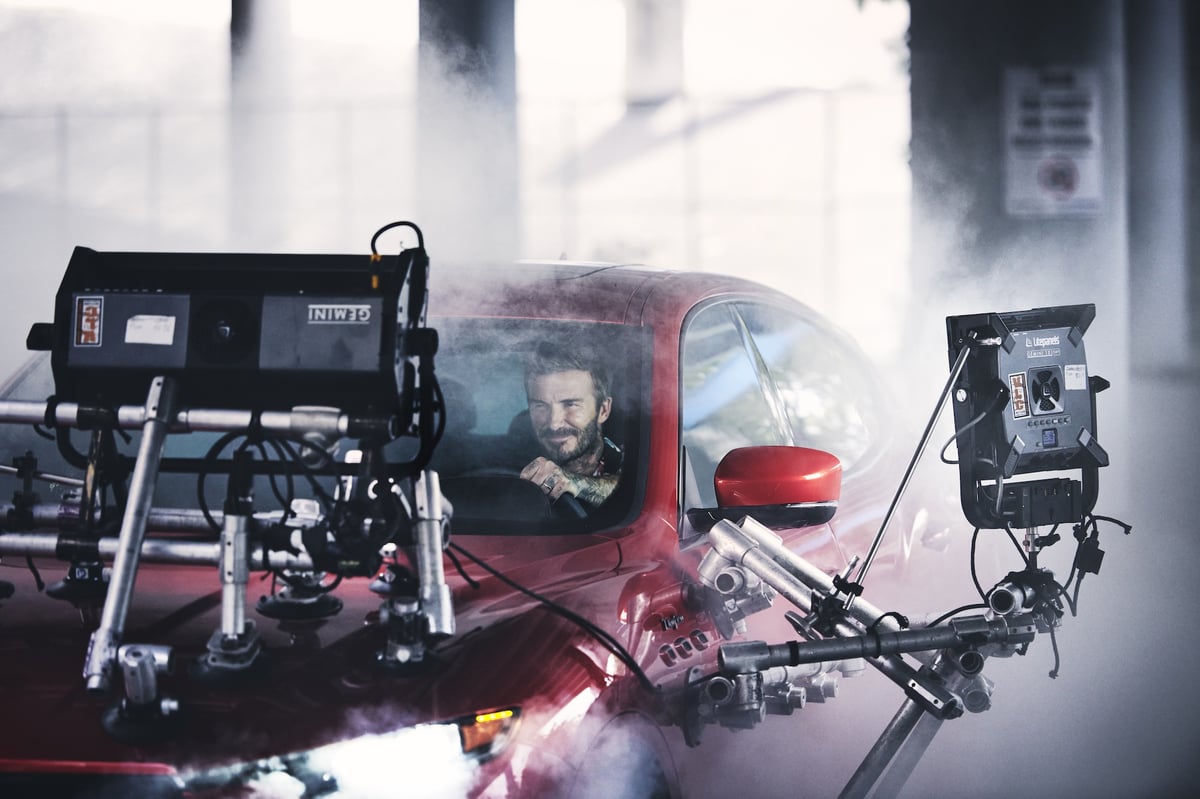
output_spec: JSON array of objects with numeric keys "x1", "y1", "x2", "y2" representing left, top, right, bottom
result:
[{"x1": 542, "y1": 475, "x2": 557, "y2": 490}]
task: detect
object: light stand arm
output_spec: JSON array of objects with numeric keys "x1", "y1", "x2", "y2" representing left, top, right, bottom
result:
[
  {"x1": 839, "y1": 652, "x2": 957, "y2": 799},
  {"x1": 851, "y1": 339, "x2": 978, "y2": 600},
  {"x1": 83, "y1": 376, "x2": 178, "y2": 693}
]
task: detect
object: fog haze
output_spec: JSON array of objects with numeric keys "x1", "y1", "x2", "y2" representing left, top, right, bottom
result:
[{"x1": 0, "y1": 2, "x2": 1192, "y2": 798}]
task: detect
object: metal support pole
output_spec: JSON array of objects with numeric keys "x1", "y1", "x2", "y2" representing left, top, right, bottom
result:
[
  {"x1": 840, "y1": 693, "x2": 930, "y2": 799},
  {"x1": 197, "y1": 449, "x2": 262, "y2": 675},
  {"x1": 871, "y1": 708, "x2": 945, "y2": 798},
  {"x1": 0, "y1": 530, "x2": 313, "y2": 570},
  {"x1": 839, "y1": 652, "x2": 957, "y2": 799},
  {"x1": 415, "y1": 470, "x2": 453, "y2": 638},
  {"x1": 851, "y1": 341, "x2": 974, "y2": 598},
  {"x1": 219, "y1": 511, "x2": 250, "y2": 638},
  {"x1": 0, "y1": 398, "x2": 365, "y2": 439},
  {"x1": 738, "y1": 517, "x2": 903, "y2": 633},
  {"x1": 83, "y1": 376, "x2": 178, "y2": 693}
]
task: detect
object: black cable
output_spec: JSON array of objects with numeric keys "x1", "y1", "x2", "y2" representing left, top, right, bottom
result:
[
  {"x1": 196, "y1": 429, "x2": 248, "y2": 531},
  {"x1": 54, "y1": 424, "x2": 89, "y2": 470},
  {"x1": 940, "y1": 382, "x2": 1008, "y2": 465},
  {"x1": 1047, "y1": 622, "x2": 1062, "y2": 679},
  {"x1": 994, "y1": 457, "x2": 1005, "y2": 517},
  {"x1": 1091, "y1": 514, "x2": 1133, "y2": 535},
  {"x1": 195, "y1": 429, "x2": 335, "y2": 532},
  {"x1": 25, "y1": 556, "x2": 44, "y2": 592},
  {"x1": 938, "y1": 408, "x2": 988, "y2": 465},
  {"x1": 449, "y1": 542, "x2": 657, "y2": 694},
  {"x1": 269, "y1": 437, "x2": 337, "y2": 510},
  {"x1": 261, "y1": 438, "x2": 297, "y2": 518},
  {"x1": 426, "y1": 373, "x2": 448, "y2": 461},
  {"x1": 1000, "y1": 524, "x2": 1030, "y2": 566},
  {"x1": 969, "y1": 527, "x2": 986, "y2": 601},
  {"x1": 867, "y1": 610, "x2": 909, "y2": 632},
  {"x1": 925, "y1": 602, "x2": 989, "y2": 628},
  {"x1": 1054, "y1": 576, "x2": 1077, "y2": 617},
  {"x1": 445, "y1": 546, "x2": 481, "y2": 590},
  {"x1": 370, "y1": 220, "x2": 424, "y2": 254}
]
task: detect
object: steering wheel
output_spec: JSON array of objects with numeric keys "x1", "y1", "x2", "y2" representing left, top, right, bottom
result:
[{"x1": 457, "y1": 467, "x2": 589, "y2": 520}]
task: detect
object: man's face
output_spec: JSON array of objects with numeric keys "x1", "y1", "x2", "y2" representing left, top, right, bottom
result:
[{"x1": 526, "y1": 370, "x2": 612, "y2": 467}]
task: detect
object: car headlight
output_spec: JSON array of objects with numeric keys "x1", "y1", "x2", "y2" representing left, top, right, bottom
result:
[{"x1": 183, "y1": 708, "x2": 520, "y2": 798}]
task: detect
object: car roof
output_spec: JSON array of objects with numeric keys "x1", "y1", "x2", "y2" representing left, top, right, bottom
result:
[{"x1": 427, "y1": 260, "x2": 784, "y2": 326}]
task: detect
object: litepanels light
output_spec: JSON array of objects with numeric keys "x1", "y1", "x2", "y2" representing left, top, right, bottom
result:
[{"x1": 945, "y1": 304, "x2": 1108, "y2": 529}]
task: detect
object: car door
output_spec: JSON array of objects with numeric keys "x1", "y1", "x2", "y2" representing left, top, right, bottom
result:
[{"x1": 679, "y1": 297, "x2": 890, "y2": 563}]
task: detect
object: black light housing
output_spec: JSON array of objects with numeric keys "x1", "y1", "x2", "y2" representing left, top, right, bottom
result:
[
  {"x1": 28, "y1": 245, "x2": 429, "y2": 419},
  {"x1": 945, "y1": 303, "x2": 1108, "y2": 529}
]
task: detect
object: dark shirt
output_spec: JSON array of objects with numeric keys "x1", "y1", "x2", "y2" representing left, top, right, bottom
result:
[{"x1": 594, "y1": 436, "x2": 623, "y2": 477}]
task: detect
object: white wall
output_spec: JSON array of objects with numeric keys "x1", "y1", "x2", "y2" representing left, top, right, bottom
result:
[{"x1": 0, "y1": 0, "x2": 911, "y2": 377}]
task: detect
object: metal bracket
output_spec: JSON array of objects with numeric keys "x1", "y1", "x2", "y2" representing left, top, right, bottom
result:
[{"x1": 83, "y1": 376, "x2": 178, "y2": 693}]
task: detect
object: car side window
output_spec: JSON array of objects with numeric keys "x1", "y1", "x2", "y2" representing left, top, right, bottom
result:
[
  {"x1": 681, "y1": 299, "x2": 881, "y2": 509},
  {"x1": 681, "y1": 302, "x2": 792, "y2": 507}
]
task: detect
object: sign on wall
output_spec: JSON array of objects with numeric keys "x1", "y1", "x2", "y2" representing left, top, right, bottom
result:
[{"x1": 1004, "y1": 66, "x2": 1102, "y2": 218}]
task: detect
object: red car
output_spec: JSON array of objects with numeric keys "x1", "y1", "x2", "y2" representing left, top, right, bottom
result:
[{"x1": 0, "y1": 253, "x2": 920, "y2": 797}]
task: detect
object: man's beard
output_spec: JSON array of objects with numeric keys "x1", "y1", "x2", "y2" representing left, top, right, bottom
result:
[{"x1": 537, "y1": 417, "x2": 601, "y2": 468}]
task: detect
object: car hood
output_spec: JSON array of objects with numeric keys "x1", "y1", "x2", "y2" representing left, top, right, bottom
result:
[{"x1": 0, "y1": 532, "x2": 630, "y2": 773}]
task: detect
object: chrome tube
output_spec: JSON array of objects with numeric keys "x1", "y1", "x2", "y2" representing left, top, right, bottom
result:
[
  {"x1": 0, "y1": 531, "x2": 313, "y2": 570},
  {"x1": 839, "y1": 652, "x2": 958, "y2": 799},
  {"x1": 0, "y1": 463, "x2": 84, "y2": 488},
  {"x1": 738, "y1": 517, "x2": 903, "y2": 633},
  {"x1": 0, "y1": 398, "x2": 355, "y2": 437},
  {"x1": 415, "y1": 470, "x2": 454, "y2": 638},
  {"x1": 2, "y1": 502, "x2": 223, "y2": 534},
  {"x1": 219, "y1": 512, "x2": 250, "y2": 638},
  {"x1": 84, "y1": 376, "x2": 178, "y2": 693},
  {"x1": 0, "y1": 399, "x2": 61, "y2": 425},
  {"x1": 709, "y1": 520, "x2": 958, "y2": 718},
  {"x1": 709, "y1": 520, "x2": 816, "y2": 613},
  {"x1": 839, "y1": 689, "x2": 931, "y2": 799}
]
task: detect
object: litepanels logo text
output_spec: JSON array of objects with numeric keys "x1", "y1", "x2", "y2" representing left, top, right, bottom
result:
[
  {"x1": 307, "y1": 304, "x2": 372, "y2": 325},
  {"x1": 1027, "y1": 334, "x2": 1061, "y2": 348}
]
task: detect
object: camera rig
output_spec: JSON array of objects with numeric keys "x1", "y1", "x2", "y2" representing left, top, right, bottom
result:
[
  {"x1": 677, "y1": 302, "x2": 1129, "y2": 798},
  {"x1": 0, "y1": 222, "x2": 455, "y2": 741},
  {"x1": 0, "y1": 251, "x2": 1132, "y2": 795}
]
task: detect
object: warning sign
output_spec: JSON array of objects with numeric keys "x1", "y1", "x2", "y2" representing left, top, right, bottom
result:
[{"x1": 1004, "y1": 66, "x2": 1101, "y2": 218}]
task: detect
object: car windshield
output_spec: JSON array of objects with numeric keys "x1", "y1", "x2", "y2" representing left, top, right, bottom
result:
[
  {"x1": 423, "y1": 317, "x2": 648, "y2": 535},
  {"x1": 0, "y1": 317, "x2": 649, "y2": 537}
]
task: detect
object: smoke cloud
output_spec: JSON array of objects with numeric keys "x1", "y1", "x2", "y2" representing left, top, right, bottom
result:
[{"x1": 1, "y1": 4, "x2": 1190, "y2": 799}]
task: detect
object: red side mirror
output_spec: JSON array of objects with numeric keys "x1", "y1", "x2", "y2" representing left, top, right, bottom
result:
[{"x1": 714, "y1": 445, "x2": 842, "y2": 507}]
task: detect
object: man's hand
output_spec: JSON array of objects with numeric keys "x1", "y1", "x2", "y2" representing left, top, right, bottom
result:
[
  {"x1": 521, "y1": 457, "x2": 574, "y2": 501},
  {"x1": 520, "y1": 457, "x2": 618, "y2": 507}
]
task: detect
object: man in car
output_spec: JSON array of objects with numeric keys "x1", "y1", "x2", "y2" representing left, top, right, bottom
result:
[{"x1": 519, "y1": 341, "x2": 622, "y2": 508}]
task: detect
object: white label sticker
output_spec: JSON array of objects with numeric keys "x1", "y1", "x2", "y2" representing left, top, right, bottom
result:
[
  {"x1": 125, "y1": 315, "x2": 176, "y2": 346},
  {"x1": 1064, "y1": 363, "x2": 1088, "y2": 391}
]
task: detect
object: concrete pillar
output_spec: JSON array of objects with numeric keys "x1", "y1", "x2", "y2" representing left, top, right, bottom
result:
[
  {"x1": 910, "y1": 1, "x2": 1127, "y2": 306},
  {"x1": 228, "y1": 0, "x2": 292, "y2": 249},
  {"x1": 416, "y1": 0, "x2": 519, "y2": 262},
  {"x1": 902, "y1": 8, "x2": 1200, "y2": 799},
  {"x1": 1127, "y1": 0, "x2": 1190, "y2": 372},
  {"x1": 1190, "y1": 2, "x2": 1200, "y2": 364},
  {"x1": 625, "y1": 0, "x2": 684, "y2": 107},
  {"x1": 908, "y1": 0, "x2": 1128, "y2": 392}
]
